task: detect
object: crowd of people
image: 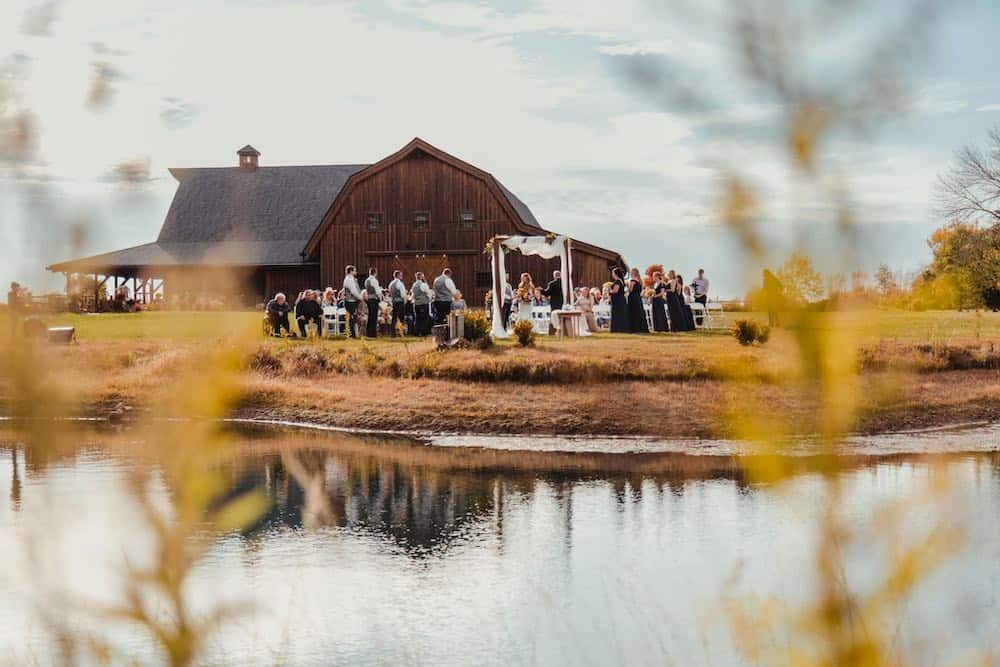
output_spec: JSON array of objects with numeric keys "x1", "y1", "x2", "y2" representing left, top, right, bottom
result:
[
  {"x1": 265, "y1": 266, "x2": 469, "y2": 339},
  {"x1": 264, "y1": 264, "x2": 711, "y2": 338}
]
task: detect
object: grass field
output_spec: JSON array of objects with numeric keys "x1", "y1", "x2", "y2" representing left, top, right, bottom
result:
[
  {"x1": 15, "y1": 307, "x2": 1000, "y2": 342},
  {"x1": 2, "y1": 308, "x2": 998, "y2": 439}
]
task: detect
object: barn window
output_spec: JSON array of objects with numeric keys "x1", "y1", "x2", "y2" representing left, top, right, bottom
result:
[
  {"x1": 414, "y1": 211, "x2": 430, "y2": 229},
  {"x1": 460, "y1": 210, "x2": 476, "y2": 229},
  {"x1": 366, "y1": 212, "x2": 384, "y2": 232},
  {"x1": 474, "y1": 271, "x2": 492, "y2": 289}
]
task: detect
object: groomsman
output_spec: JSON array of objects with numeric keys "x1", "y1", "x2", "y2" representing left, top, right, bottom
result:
[
  {"x1": 501, "y1": 273, "x2": 513, "y2": 329},
  {"x1": 691, "y1": 268, "x2": 710, "y2": 325},
  {"x1": 364, "y1": 267, "x2": 382, "y2": 338},
  {"x1": 433, "y1": 268, "x2": 457, "y2": 326},
  {"x1": 342, "y1": 265, "x2": 363, "y2": 338},
  {"x1": 411, "y1": 272, "x2": 432, "y2": 335},
  {"x1": 387, "y1": 270, "x2": 408, "y2": 336}
]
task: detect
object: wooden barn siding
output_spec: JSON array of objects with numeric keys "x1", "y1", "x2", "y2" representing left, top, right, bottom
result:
[{"x1": 318, "y1": 151, "x2": 615, "y2": 305}]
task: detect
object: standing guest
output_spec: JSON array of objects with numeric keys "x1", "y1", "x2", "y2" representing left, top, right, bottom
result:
[
  {"x1": 676, "y1": 274, "x2": 696, "y2": 331},
  {"x1": 433, "y1": 268, "x2": 456, "y2": 325},
  {"x1": 650, "y1": 271, "x2": 670, "y2": 333},
  {"x1": 297, "y1": 290, "x2": 324, "y2": 337},
  {"x1": 502, "y1": 273, "x2": 514, "y2": 330},
  {"x1": 411, "y1": 272, "x2": 432, "y2": 336},
  {"x1": 387, "y1": 270, "x2": 408, "y2": 336},
  {"x1": 665, "y1": 270, "x2": 686, "y2": 333},
  {"x1": 609, "y1": 268, "x2": 629, "y2": 333},
  {"x1": 627, "y1": 267, "x2": 649, "y2": 334},
  {"x1": 452, "y1": 290, "x2": 467, "y2": 312},
  {"x1": 691, "y1": 268, "x2": 710, "y2": 326},
  {"x1": 364, "y1": 267, "x2": 382, "y2": 338},
  {"x1": 266, "y1": 292, "x2": 294, "y2": 337},
  {"x1": 342, "y1": 265, "x2": 363, "y2": 338},
  {"x1": 574, "y1": 287, "x2": 601, "y2": 333},
  {"x1": 542, "y1": 270, "x2": 564, "y2": 311}
]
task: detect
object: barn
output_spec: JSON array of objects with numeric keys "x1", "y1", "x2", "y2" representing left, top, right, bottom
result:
[{"x1": 48, "y1": 138, "x2": 627, "y2": 307}]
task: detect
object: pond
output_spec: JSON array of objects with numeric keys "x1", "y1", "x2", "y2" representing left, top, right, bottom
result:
[{"x1": 1, "y1": 423, "x2": 999, "y2": 665}]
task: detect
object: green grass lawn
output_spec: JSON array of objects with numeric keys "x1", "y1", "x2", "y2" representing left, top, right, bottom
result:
[{"x1": 5, "y1": 308, "x2": 1000, "y2": 342}]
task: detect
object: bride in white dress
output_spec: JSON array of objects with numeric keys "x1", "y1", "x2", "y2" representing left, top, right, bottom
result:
[{"x1": 515, "y1": 273, "x2": 534, "y2": 322}]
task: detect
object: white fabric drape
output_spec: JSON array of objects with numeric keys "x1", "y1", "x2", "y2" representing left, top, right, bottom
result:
[
  {"x1": 490, "y1": 244, "x2": 509, "y2": 338},
  {"x1": 490, "y1": 235, "x2": 575, "y2": 338}
]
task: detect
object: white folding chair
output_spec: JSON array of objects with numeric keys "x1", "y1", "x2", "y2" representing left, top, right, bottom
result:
[
  {"x1": 643, "y1": 303, "x2": 653, "y2": 331},
  {"x1": 323, "y1": 305, "x2": 345, "y2": 336},
  {"x1": 706, "y1": 300, "x2": 725, "y2": 330},
  {"x1": 531, "y1": 306, "x2": 551, "y2": 334},
  {"x1": 593, "y1": 304, "x2": 611, "y2": 329},
  {"x1": 690, "y1": 302, "x2": 707, "y2": 329}
]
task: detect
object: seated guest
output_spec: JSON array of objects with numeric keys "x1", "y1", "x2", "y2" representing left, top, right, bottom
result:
[
  {"x1": 533, "y1": 287, "x2": 548, "y2": 307},
  {"x1": 574, "y1": 287, "x2": 601, "y2": 333},
  {"x1": 266, "y1": 292, "x2": 294, "y2": 337},
  {"x1": 452, "y1": 290, "x2": 467, "y2": 312},
  {"x1": 296, "y1": 289, "x2": 324, "y2": 337},
  {"x1": 322, "y1": 287, "x2": 337, "y2": 308}
]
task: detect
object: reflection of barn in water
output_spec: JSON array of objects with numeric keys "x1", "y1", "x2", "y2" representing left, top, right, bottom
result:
[{"x1": 226, "y1": 434, "x2": 758, "y2": 555}]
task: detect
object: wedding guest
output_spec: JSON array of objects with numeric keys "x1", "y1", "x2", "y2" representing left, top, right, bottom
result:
[
  {"x1": 433, "y1": 268, "x2": 456, "y2": 326},
  {"x1": 609, "y1": 268, "x2": 629, "y2": 333},
  {"x1": 452, "y1": 290, "x2": 467, "y2": 312},
  {"x1": 296, "y1": 290, "x2": 324, "y2": 337},
  {"x1": 591, "y1": 287, "x2": 603, "y2": 305},
  {"x1": 266, "y1": 292, "x2": 294, "y2": 337},
  {"x1": 664, "y1": 270, "x2": 686, "y2": 333},
  {"x1": 387, "y1": 270, "x2": 408, "y2": 336},
  {"x1": 322, "y1": 287, "x2": 337, "y2": 308},
  {"x1": 342, "y1": 265, "x2": 363, "y2": 338},
  {"x1": 502, "y1": 273, "x2": 513, "y2": 329},
  {"x1": 676, "y1": 274, "x2": 696, "y2": 331},
  {"x1": 364, "y1": 267, "x2": 382, "y2": 338},
  {"x1": 574, "y1": 287, "x2": 601, "y2": 333},
  {"x1": 411, "y1": 272, "x2": 432, "y2": 336},
  {"x1": 533, "y1": 287, "x2": 547, "y2": 307},
  {"x1": 542, "y1": 270, "x2": 564, "y2": 311},
  {"x1": 691, "y1": 268, "x2": 709, "y2": 325},
  {"x1": 650, "y1": 271, "x2": 670, "y2": 333},
  {"x1": 627, "y1": 267, "x2": 649, "y2": 334}
]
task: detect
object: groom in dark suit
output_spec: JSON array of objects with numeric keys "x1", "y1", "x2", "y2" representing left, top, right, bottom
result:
[{"x1": 542, "y1": 270, "x2": 564, "y2": 311}]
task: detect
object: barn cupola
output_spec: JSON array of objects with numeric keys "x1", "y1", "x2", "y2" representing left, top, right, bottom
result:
[{"x1": 237, "y1": 144, "x2": 260, "y2": 171}]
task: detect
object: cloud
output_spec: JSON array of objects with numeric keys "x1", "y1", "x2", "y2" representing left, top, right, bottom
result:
[{"x1": 978, "y1": 104, "x2": 1000, "y2": 112}]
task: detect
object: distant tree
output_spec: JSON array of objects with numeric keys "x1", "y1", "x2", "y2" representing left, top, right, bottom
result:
[
  {"x1": 923, "y1": 222, "x2": 1000, "y2": 310},
  {"x1": 775, "y1": 252, "x2": 824, "y2": 304},
  {"x1": 936, "y1": 124, "x2": 1000, "y2": 225},
  {"x1": 873, "y1": 264, "x2": 898, "y2": 295}
]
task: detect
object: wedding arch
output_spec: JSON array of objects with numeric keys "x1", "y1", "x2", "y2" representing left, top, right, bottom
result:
[{"x1": 486, "y1": 234, "x2": 574, "y2": 338}]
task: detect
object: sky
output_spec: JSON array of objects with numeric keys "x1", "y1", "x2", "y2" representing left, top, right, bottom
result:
[{"x1": 1, "y1": 0, "x2": 999, "y2": 298}]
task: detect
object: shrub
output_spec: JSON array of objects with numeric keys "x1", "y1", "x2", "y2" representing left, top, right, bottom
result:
[
  {"x1": 284, "y1": 346, "x2": 330, "y2": 377},
  {"x1": 462, "y1": 309, "x2": 492, "y2": 347},
  {"x1": 248, "y1": 345, "x2": 282, "y2": 375},
  {"x1": 733, "y1": 319, "x2": 770, "y2": 346},
  {"x1": 513, "y1": 319, "x2": 535, "y2": 347}
]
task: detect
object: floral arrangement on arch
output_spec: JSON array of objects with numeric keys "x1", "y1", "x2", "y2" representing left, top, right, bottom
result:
[{"x1": 484, "y1": 290, "x2": 494, "y2": 308}]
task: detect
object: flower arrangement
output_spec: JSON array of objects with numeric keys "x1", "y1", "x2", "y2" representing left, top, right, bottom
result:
[
  {"x1": 642, "y1": 287, "x2": 655, "y2": 299},
  {"x1": 516, "y1": 285, "x2": 533, "y2": 302},
  {"x1": 513, "y1": 319, "x2": 536, "y2": 347},
  {"x1": 484, "y1": 290, "x2": 494, "y2": 308}
]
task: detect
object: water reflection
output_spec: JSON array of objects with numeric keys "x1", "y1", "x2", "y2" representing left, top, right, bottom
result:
[{"x1": 1, "y1": 424, "x2": 999, "y2": 665}]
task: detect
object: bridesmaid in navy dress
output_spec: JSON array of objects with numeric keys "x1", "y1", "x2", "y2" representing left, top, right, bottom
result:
[
  {"x1": 609, "y1": 268, "x2": 630, "y2": 333},
  {"x1": 665, "y1": 270, "x2": 686, "y2": 332},
  {"x1": 676, "y1": 274, "x2": 696, "y2": 331},
  {"x1": 650, "y1": 271, "x2": 670, "y2": 332},
  {"x1": 627, "y1": 268, "x2": 649, "y2": 334}
]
